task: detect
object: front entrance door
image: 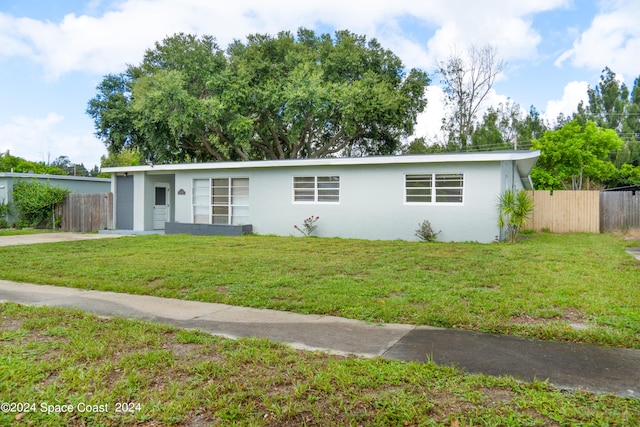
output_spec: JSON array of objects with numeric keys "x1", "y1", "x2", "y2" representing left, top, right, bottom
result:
[
  {"x1": 116, "y1": 175, "x2": 134, "y2": 230},
  {"x1": 153, "y1": 185, "x2": 170, "y2": 230}
]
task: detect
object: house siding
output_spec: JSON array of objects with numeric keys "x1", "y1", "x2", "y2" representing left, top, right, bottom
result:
[
  {"x1": 106, "y1": 152, "x2": 539, "y2": 243},
  {"x1": 172, "y1": 161, "x2": 502, "y2": 242}
]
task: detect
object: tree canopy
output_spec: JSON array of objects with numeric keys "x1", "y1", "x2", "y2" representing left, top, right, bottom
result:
[
  {"x1": 0, "y1": 151, "x2": 65, "y2": 175},
  {"x1": 87, "y1": 29, "x2": 430, "y2": 163},
  {"x1": 531, "y1": 120, "x2": 622, "y2": 190}
]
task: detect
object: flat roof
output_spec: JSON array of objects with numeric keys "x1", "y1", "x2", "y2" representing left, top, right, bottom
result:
[
  {"x1": 0, "y1": 172, "x2": 110, "y2": 182},
  {"x1": 103, "y1": 150, "x2": 540, "y2": 175}
]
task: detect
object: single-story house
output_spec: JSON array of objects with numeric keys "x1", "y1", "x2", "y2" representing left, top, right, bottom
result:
[
  {"x1": 0, "y1": 172, "x2": 111, "y2": 225},
  {"x1": 102, "y1": 151, "x2": 539, "y2": 242}
]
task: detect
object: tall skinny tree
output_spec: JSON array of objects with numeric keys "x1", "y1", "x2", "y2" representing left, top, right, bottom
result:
[{"x1": 438, "y1": 45, "x2": 505, "y2": 149}]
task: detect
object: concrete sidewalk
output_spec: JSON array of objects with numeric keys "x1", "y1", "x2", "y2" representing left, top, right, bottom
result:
[{"x1": 0, "y1": 280, "x2": 638, "y2": 399}]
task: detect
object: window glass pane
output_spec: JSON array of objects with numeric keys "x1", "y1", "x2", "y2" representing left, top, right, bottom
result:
[
  {"x1": 318, "y1": 192, "x2": 339, "y2": 202},
  {"x1": 193, "y1": 180, "x2": 209, "y2": 201},
  {"x1": 232, "y1": 178, "x2": 249, "y2": 193},
  {"x1": 435, "y1": 174, "x2": 463, "y2": 187},
  {"x1": 294, "y1": 176, "x2": 315, "y2": 183},
  {"x1": 194, "y1": 214, "x2": 209, "y2": 224},
  {"x1": 154, "y1": 187, "x2": 166, "y2": 205},
  {"x1": 294, "y1": 191, "x2": 315, "y2": 202},
  {"x1": 294, "y1": 177, "x2": 315, "y2": 202},
  {"x1": 406, "y1": 188, "x2": 431, "y2": 196},
  {"x1": 434, "y1": 174, "x2": 463, "y2": 203},
  {"x1": 407, "y1": 185, "x2": 431, "y2": 200},
  {"x1": 407, "y1": 195, "x2": 431, "y2": 203},
  {"x1": 406, "y1": 175, "x2": 432, "y2": 203},
  {"x1": 212, "y1": 179, "x2": 230, "y2": 206},
  {"x1": 213, "y1": 206, "x2": 229, "y2": 215},
  {"x1": 406, "y1": 175, "x2": 432, "y2": 186},
  {"x1": 212, "y1": 186, "x2": 229, "y2": 196},
  {"x1": 318, "y1": 182, "x2": 339, "y2": 200},
  {"x1": 231, "y1": 178, "x2": 249, "y2": 205},
  {"x1": 232, "y1": 206, "x2": 249, "y2": 224},
  {"x1": 293, "y1": 177, "x2": 315, "y2": 189},
  {"x1": 212, "y1": 215, "x2": 228, "y2": 225},
  {"x1": 193, "y1": 179, "x2": 210, "y2": 223},
  {"x1": 317, "y1": 176, "x2": 339, "y2": 189},
  {"x1": 436, "y1": 195, "x2": 463, "y2": 203}
]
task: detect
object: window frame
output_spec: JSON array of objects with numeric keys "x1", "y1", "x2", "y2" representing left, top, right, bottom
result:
[
  {"x1": 404, "y1": 173, "x2": 464, "y2": 205},
  {"x1": 192, "y1": 177, "x2": 250, "y2": 225},
  {"x1": 292, "y1": 175, "x2": 340, "y2": 204}
]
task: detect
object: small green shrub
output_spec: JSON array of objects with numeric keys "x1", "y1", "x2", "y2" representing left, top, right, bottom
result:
[{"x1": 415, "y1": 220, "x2": 440, "y2": 242}]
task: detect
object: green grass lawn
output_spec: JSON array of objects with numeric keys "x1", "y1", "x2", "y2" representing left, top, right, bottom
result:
[
  {"x1": 0, "y1": 232, "x2": 638, "y2": 348},
  {"x1": 1, "y1": 303, "x2": 638, "y2": 426}
]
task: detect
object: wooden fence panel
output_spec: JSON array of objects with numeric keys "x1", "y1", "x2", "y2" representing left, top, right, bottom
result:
[
  {"x1": 600, "y1": 191, "x2": 640, "y2": 232},
  {"x1": 527, "y1": 191, "x2": 600, "y2": 233},
  {"x1": 57, "y1": 193, "x2": 113, "y2": 232}
]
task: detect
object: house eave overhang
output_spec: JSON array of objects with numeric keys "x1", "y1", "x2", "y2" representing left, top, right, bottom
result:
[{"x1": 103, "y1": 150, "x2": 542, "y2": 174}]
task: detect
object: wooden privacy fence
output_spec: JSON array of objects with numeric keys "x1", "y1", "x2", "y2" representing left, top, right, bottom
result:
[
  {"x1": 526, "y1": 190, "x2": 640, "y2": 233},
  {"x1": 600, "y1": 190, "x2": 640, "y2": 232},
  {"x1": 526, "y1": 191, "x2": 600, "y2": 233},
  {"x1": 56, "y1": 192, "x2": 113, "y2": 232}
]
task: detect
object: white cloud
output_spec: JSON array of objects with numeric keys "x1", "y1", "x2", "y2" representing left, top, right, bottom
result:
[
  {"x1": 0, "y1": 114, "x2": 105, "y2": 168},
  {"x1": 414, "y1": 86, "x2": 446, "y2": 141},
  {"x1": 542, "y1": 81, "x2": 589, "y2": 124},
  {"x1": 0, "y1": 0, "x2": 571, "y2": 79},
  {"x1": 556, "y1": 0, "x2": 640, "y2": 79},
  {"x1": 421, "y1": 0, "x2": 570, "y2": 64}
]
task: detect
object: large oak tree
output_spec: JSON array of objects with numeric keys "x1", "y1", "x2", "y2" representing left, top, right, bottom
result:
[{"x1": 87, "y1": 29, "x2": 429, "y2": 163}]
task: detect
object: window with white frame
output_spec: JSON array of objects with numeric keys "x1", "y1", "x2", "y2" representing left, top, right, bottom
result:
[
  {"x1": 193, "y1": 178, "x2": 249, "y2": 224},
  {"x1": 405, "y1": 173, "x2": 463, "y2": 203},
  {"x1": 293, "y1": 176, "x2": 340, "y2": 203}
]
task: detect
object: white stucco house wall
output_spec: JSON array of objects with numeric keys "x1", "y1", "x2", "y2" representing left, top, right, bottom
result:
[{"x1": 102, "y1": 151, "x2": 540, "y2": 242}]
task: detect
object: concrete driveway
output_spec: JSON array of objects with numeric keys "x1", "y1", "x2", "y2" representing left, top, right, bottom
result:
[{"x1": 0, "y1": 232, "x2": 124, "y2": 247}]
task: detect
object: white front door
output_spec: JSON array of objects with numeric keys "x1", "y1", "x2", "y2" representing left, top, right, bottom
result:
[{"x1": 153, "y1": 185, "x2": 169, "y2": 230}]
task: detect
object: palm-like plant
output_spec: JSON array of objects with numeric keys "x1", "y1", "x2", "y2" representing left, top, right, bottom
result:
[{"x1": 497, "y1": 189, "x2": 534, "y2": 243}]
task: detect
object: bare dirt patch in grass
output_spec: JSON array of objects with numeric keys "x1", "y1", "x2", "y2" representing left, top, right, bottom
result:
[
  {"x1": 481, "y1": 387, "x2": 515, "y2": 406},
  {"x1": 622, "y1": 228, "x2": 640, "y2": 241},
  {"x1": 511, "y1": 308, "x2": 589, "y2": 329},
  {"x1": 0, "y1": 317, "x2": 23, "y2": 330}
]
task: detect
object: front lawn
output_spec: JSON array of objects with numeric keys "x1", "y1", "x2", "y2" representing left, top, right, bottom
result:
[
  {"x1": 1, "y1": 303, "x2": 637, "y2": 426},
  {"x1": 0, "y1": 232, "x2": 638, "y2": 348}
]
